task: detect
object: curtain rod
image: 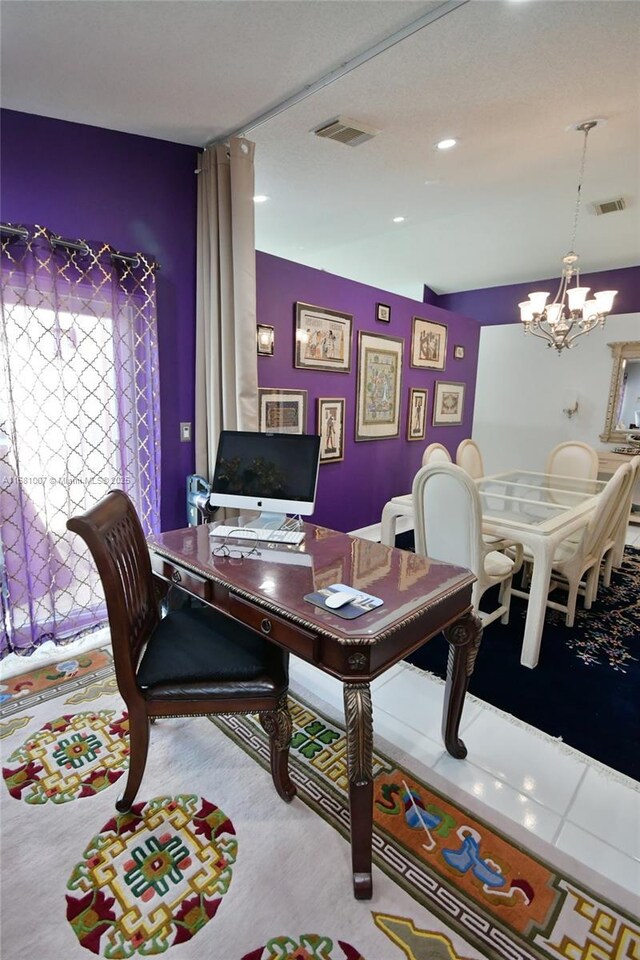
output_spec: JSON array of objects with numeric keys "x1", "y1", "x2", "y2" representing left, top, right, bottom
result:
[
  {"x1": 205, "y1": 0, "x2": 469, "y2": 147},
  {"x1": 0, "y1": 224, "x2": 159, "y2": 270}
]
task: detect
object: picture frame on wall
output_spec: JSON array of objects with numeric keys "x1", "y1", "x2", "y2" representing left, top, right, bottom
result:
[
  {"x1": 294, "y1": 302, "x2": 352, "y2": 372},
  {"x1": 256, "y1": 324, "x2": 274, "y2": 356},
  {"x1": 317, "y1": 397, "x2": 345, "y2": 464},
  {"x1": 407, "y1": 387, "x2": 428, "y2": 441},
  {"x1": 355, "y1": 331, "x2": 404, "y2": 441},
  {"x1": 376, "y1": 302, "x2": 391, "y2": 323},
  {"x1": 410, "y1": 317, "x2": 447, "y2": 371},
  {"x1": 258, "y1": 388, "x2": 308, "y2": 434},
  {"x1": 432, "y1": 381, "x2": 465, "y2": 426},
  {"x1": 454, "y1": 344, "x2": 465, "y2": 360}
]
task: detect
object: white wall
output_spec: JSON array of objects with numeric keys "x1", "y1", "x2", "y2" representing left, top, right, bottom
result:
[{"x1": 472, "y1": 313, "x2": 640, "y2": 474}]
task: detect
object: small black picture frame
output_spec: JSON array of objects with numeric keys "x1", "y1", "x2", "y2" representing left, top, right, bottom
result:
[
  {"x1": 454, "y1": 345, "x2": 465, "y2": 360},
  {"x1": 376, "y1": 302, "x2": 391, "y2": 323}
]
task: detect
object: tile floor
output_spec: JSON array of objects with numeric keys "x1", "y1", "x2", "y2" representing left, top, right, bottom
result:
[{"x1": 289, "y1": 522, "x2": 640, "y2": 899}]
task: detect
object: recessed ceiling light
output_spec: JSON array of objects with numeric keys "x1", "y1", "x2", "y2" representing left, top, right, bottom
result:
[
  {"x1": 393, "y1": 216, "x2": 406, "y2": 223},
  {"x1": 436, "y1": 138, "x2": 457, "y2": 150},
  {"x1": 253, "y1": 195, "x2": 270, "y2": 203},
  {"x1": 424, "y1": 178, "x2": 441, "y2": 186}
]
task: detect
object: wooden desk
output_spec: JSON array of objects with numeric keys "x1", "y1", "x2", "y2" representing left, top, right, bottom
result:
[{"x1": 148, "y1": 520, "x2": 479, "y2": 900}]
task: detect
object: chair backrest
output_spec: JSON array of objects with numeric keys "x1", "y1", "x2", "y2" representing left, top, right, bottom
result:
[
  {"x1": 412, "y1": 463, "x2": 484, "y2": 573},
  {"x1": 67, "y1": 490, "x2": 159, "y2": 697},
  {"x1": 456, "y1": 439, "x2": 484, "y2": 479},
  {"x1": 582, "y1": 463, "x2": 632, "y2": 558},
  {"x1": 609, "y1": 455, "x2": 640, "y2": 537},
  {"x1": 545, "y1": 441, "x2": 599, "y2": 480},
  {"x1": 422, "y1": 442, "x2": 452, "y2": 467}
]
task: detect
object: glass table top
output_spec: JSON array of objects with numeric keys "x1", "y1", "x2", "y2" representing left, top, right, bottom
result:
[{"x1": 477, "y1": 471, "x2": 604, "y2": 529}]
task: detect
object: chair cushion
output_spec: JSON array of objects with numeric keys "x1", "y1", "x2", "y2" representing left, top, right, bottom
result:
[
  {"x1": 137, "y1": 606, "x2": 288, "y2": 700},
  {"x1": 484, "y1": 550, "x2": 514, "y2": 577}
]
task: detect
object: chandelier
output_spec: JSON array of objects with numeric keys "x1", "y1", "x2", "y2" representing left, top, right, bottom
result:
[{"x1": 519, "y1": 120, "x2": 617, "y2": 353}]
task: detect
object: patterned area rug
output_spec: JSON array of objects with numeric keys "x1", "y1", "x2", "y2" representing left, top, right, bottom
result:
[{"x1": 1, "y1": 648, "x2": 638, "y2": 959}]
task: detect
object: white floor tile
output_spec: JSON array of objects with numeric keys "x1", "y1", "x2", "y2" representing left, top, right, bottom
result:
[
  {"x1": 372, "y1": 664, "x2": 482, "y2": 738},
  {"x1": 373, "y1": 707, "x2": 445, "y2": 768},
  {"x1": 566, "y1": 767, "x2": 640, "y2": 860},
  {"x1": 555, "y1": 821, "x2": 640, "y2": 893},
  {"x1": 455, "y1": 709, "x2": 587, "y2": 814},
  {"x1": 432, "y1": 752, "x2": 562, "y2": 842}
]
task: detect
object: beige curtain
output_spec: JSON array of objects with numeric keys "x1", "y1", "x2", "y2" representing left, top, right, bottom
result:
[{"x1": 195, "y1": 137, "x2": 258, "y2": 479}]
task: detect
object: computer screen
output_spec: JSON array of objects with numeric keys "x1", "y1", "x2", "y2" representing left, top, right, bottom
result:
[{"x1": 210, "y1": 430, "x2": 321, "y2": 519}]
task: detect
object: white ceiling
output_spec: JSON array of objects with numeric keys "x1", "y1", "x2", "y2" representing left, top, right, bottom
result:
[{"x1": 2, "y1": 0, "x2": 639, "y2": 298}]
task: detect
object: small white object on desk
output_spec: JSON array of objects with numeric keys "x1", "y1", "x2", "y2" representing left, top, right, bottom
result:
[
  {"x1": 325, "y1": 591, "x2": 356, "y2": 609},
  {"x1": 211, "y1": 525, "x2": 305, "y2": 545}
]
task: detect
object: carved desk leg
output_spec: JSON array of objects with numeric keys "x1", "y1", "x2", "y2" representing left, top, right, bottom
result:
[
  {"x1": 343, "y1": 682, "x2": 374, "y2": 900},
  {"x1": 442, "y1": 611, "x2": 483, "y2": 759}
]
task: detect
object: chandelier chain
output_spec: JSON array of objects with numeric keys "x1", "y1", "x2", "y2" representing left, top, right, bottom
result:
[{"x1": 569, "y1": 122, "x2": 593, "y2": 252}]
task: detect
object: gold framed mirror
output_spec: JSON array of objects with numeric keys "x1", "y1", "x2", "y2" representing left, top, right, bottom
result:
[{"x1": 600, "y1": 340, "x2": 640, "y2": 443}]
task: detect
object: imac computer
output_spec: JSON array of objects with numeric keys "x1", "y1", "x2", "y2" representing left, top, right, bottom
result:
[{"x1": 209, "y1": 430, "x2": 321, "y2": 531}]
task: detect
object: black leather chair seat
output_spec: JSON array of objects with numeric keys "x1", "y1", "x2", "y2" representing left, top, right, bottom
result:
[{"x1": 137, "y1": 606, "x2": 288, "y2": 700}]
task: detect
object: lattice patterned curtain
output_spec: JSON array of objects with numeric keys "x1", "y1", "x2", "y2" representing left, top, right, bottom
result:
[{"x1": 0, "y1": 225, "x2": 161, "y2": 660}]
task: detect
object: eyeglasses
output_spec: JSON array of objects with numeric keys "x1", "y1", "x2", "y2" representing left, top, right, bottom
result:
[{"x1": 212, "y1": 529, "x2": 260, "y2": 561}]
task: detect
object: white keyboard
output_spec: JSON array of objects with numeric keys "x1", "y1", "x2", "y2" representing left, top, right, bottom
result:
[{"x1": 211, "y1": 525, "x2": 305, "y2": 545}]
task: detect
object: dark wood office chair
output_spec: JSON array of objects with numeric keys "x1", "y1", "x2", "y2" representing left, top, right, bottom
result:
[{"x1": 67, "y1": 489, "x2": 295, "y2": 812}]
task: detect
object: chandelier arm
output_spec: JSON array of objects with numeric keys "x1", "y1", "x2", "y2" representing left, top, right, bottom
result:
[{"x1": 526, "y1": 325, "x2": 556, "y2": 346}]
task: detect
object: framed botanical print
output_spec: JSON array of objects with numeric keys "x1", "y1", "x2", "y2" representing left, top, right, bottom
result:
[
  {"x1": 258, "y1": 388, "x2": 307, "y2": 434},
  {"x1": 411, "y1": 317, "x2": 447, "y2": 370},
  {"x1": 355, "y1": 332, "x2": 404, "y2": 441},
  {"x1": 317, "y1": 397, "x2": 345, "y2": 463},
  {"x1": 294, "y1": 302, "x2": 352, "y2": 372},
  {"x1": 407, "y1": 387, "x2": 428, "y2": 441},
  {"x1": 432, "y1": 381, "x2": 465, "y2": 426}
]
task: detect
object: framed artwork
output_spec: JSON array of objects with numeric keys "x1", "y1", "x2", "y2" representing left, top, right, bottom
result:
[
  {"x1": 454, "y1": 344, "x2": 465, "y2": 360},
  {"x1": 432, "y1": 381, "x2": 465, "y2": 426},
  {"x1": 257, "y1": 324, "x2": 274, "y2": 355},
  {"x1": 411, "y1": 317, "x2": 447, "y2": 370},
  {"x1": 407, "y1": 387, "x2": 428, "y2": 441},
  {"x1": 258, "y1": 388, "x2": 307, "y2": 434},
  {"x1": 376, "y1": 302, "x2": 391, "y2": 323},
  {"x1": 317, "y1": 397, "x2": 345, "y2": 464},
  {"x1": 294, "y1": 302, "x2": 352, "y2": 372},
  {"x1": 355, "y1": 332, "x2": 404, "y2": 441}
]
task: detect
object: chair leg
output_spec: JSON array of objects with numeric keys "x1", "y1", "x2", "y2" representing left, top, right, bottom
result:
[
  {"x1": 116, "y1": 705, "x2": 150, "y2": 813},
  {"x1": 498, "y1": 576, "x2": 513, "y2": 625},
  {"x1": 565, "y1": 581, "x2": 579, "y2": 627},
  {"x1": 260, "y1": 695, "x2": 296, "y2": 803}
]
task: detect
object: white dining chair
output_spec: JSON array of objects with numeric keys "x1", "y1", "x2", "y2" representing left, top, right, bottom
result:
[
  {"x1": 602, "y1": 455, "x2": 639, "y2": 585},
  {"x1": 545, "y1": 441, "x2": 599, "y2": 481},
  {"x1": 412, "y1": 463, "x2": 523, "y2": 626},
  {"x1": 456, "y1": 439, "x2": 484, "y2": 479},
  {"x1": 422, "y1": 442, "x2": 452, "y2": 467},
  {"x1": 516, "y1": 463, "x2": 631, "y2": 626}
]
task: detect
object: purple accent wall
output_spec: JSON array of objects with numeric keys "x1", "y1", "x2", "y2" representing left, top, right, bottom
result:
[
  {"x1": 0, "y1": 109, "x2": 198, "y2": 530},
  {"x1": 427, "y1": 265, "x2": 640, "y2": 325},
  {"x1": 257, "y1": 253, "x2": 480, "y2": 532}
]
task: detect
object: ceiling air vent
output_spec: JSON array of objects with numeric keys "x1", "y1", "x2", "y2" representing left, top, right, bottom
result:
[
  {"x1": 591, "y1": 197, "x2": 626, "y2": 216},
  {"x1": 313, "y1": 116, "x2": 379, "y2": 147}
]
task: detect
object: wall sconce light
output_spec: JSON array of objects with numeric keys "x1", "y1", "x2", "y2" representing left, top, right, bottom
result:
[
  {"x1": 563, "y1": 399, "x2": 579, "y2": 419},
  {"x1": 257, "y1": 324, "x2": 274, "y2": 356}
]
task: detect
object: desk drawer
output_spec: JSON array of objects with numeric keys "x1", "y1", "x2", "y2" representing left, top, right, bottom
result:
[
  {"x1": 152, "y1": 556, "x2": 212, "y2": 602},
  {"x1": 228, "y1": 594, "x2": 317, "y2": 660}
]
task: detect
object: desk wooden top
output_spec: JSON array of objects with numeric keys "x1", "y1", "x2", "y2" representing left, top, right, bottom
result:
[{"x1": 149, "y1": 522, "x2": 474, "y2": 646}]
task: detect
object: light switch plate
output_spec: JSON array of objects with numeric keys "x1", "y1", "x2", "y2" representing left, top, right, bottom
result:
[{"x1": 180, "y1": 422, "x2": 192, "y2": 442}]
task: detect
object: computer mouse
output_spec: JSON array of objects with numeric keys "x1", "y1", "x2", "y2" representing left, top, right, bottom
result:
[{"x1": 325, "y1": 591, "x2": 354, "y2": 609}]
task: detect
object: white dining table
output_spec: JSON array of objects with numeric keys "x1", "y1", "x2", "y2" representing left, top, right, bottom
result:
[{"x1": 380, "y1": 470, "x2": 608, "y2": 669}]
